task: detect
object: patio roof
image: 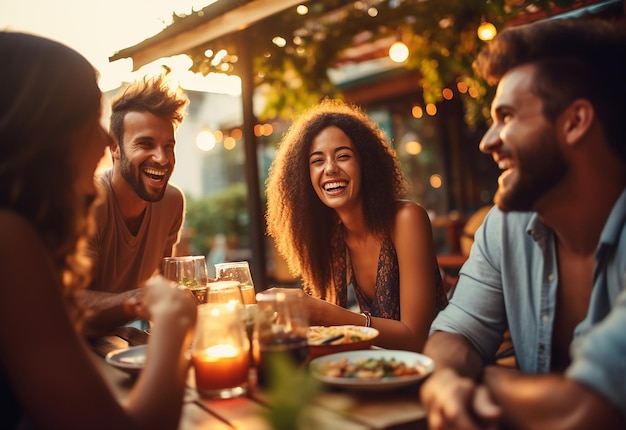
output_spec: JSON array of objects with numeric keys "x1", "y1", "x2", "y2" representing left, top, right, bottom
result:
[{"x1": 110, "y1": 0, "x2": 310, "y2": 70}]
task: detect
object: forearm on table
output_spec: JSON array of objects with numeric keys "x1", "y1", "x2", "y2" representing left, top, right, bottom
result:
[
  {"x1": 483, "y1": 366, "x2": 625, "y2": 429},
  {"x1": 77, "y1": 289, "x2": 140, "y2": 336},
  {"x1": 308, "y1": 298, "x2": 425, "y2": 351},
  {"x1": 423, "y1": 331, "x2": 485, "y2": 379},
  {"x1": 308, "y1": 297, "x2": 365, "y2": 327}
]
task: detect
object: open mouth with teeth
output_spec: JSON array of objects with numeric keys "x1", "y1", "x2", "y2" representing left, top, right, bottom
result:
[
  {"x1": 143, "y1": 167, "x2": 167, "y2": 182},
  {"x1": 498, "y1": 159, "x2": 512, "y2": 171},
  {"x1": 323, "y1": 181, "x2": 347, "y2": 192}
]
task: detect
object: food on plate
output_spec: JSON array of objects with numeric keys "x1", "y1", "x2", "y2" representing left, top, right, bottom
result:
[
  {"x1": 316, "y1": 356, "x2": 426, "y2": 379},
  {"x1": 307, "y1": 325, "x2": 377, "y2": 346}
]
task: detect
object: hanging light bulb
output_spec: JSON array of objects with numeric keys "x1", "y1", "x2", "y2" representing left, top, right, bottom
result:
[
  {"x1": 389, "y1": 40, "x2": 409, "y2": 63},
  {"x1": 477, "y1": 20, "x2": 497, "y2": 41}
]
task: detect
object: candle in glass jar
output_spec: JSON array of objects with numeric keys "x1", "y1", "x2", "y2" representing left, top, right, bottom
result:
[{"x1": 193, "y1": 344, "x2": 249, "y2": 391}]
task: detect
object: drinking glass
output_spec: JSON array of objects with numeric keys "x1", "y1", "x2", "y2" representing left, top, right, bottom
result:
[
  {"x1": 206, "y1": 280, "x2": 244, "y2": 306},
  {"x1": 191, "y1": 303, "x2": 250, "y2": 399},
  {"x1": 162, "y1": 256, "x2": 208, "y2": 304},
  {"x1": 214, "y1": 261, "x2": 257, "y2": 304},
  {"x1": 254, "y1": 288, "x2": 310, "y2": 389}
]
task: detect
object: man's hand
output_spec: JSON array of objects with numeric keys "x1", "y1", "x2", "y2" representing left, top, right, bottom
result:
[
  {"x1": 78, "y1": 288, "x2": 147, "y2": 337},
  {"x1": 421, "y1": 367, "x2": 501, "y2": 430}
]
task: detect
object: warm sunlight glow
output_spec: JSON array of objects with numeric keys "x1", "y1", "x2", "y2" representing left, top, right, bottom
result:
[
  {"x1": 0, "y1": 1, "x2": 220, "y2": 93},
  {"x1": 115, "y1": 55, "x2": 242, "y2": 95}
]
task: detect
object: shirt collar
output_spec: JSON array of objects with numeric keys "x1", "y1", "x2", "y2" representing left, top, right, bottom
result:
[{"x1": 523, "y1": 187, "x2": 626, "y2": 254}]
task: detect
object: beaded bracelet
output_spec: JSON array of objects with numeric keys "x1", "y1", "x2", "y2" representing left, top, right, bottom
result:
[{"x1": 361, "y1": 311, "x2": 372, "y2": 328}]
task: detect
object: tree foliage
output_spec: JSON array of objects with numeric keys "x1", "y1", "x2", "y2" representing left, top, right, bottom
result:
[{"x1": 185, "y1": 0, "x2": 577, "y2": 125}]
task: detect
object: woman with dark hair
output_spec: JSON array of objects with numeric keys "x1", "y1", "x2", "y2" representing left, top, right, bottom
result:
[
  {"x1": 266, "y1": 99, "x2": 447, "y2": 351},
  {"x1": 0, "y1": 32, "x2": 196, "y2": 429}
]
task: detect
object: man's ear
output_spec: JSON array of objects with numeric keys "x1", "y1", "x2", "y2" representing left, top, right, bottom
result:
[
  {"x1": 109, "y1": 139, "x2": 121, "y2": 161},
  {"x1": 560, "y1": 99, "x2": 595, "y2": 146}
]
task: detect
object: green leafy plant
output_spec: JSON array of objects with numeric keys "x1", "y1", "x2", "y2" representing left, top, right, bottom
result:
[
  {"x1": 184, "y1": 183, "x2": 250, "y2": 256},
  {"x1": 185, "y1": 0, "x2": 577, "y2": 127},
  {"x1": 260, "y1": 354, "x2": 322, "y2": 430}
]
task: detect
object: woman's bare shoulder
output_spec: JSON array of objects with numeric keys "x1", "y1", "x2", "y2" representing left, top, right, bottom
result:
[
  {"x1": 0, "y1": 209, "x2": 35, "y2": 230},
  {"x1": 0, "y1": 210, "x2": 44, "y2": 255},
  {"x1": 394, "y1": 200, "x2": 430, "y2": 224}
]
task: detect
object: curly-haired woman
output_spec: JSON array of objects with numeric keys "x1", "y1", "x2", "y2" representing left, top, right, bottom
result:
[{"x1": 266, "y1": 99, "x2": 447, "y2": 351}]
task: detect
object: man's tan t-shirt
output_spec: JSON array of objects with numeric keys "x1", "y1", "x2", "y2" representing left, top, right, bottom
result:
[{"x1": 87, "y1": 169, "x2": 185, "y2": 292}]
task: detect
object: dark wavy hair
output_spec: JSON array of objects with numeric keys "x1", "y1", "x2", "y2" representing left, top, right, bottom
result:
[
  {"x1": 266, "y1": 99, "x2": 408, "y2": 296},
  {"x1": 0, "y1": 32, "x2": 102, "y2": 326},
  {"x1": 109, "y1": 74, "x2": 189, "y2": 147},
  {"x1": 474, "y1": 17, "x2": 626, "y2": 161}
]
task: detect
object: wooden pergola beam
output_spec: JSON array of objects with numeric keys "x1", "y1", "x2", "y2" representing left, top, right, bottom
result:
[{"x1": 110, "y1": 0, "x2": 309, "y2": 70}]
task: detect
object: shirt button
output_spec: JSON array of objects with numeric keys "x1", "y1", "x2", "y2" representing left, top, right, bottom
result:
[
  {"x1": 548, "y1": 274, "x2": 555, "y2": 281},
  {"x1": 542, "y1": 315, "x2": 550, "y2": 323}
]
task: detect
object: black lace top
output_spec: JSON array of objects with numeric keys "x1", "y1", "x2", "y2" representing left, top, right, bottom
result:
[{"x1": 329, "y1": 229, "x2": 447, "y2": 319}]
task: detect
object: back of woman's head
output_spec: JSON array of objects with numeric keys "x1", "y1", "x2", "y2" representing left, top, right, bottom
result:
[{"x1": 0, "y1": 32, "x2": 101, "y2": 303}]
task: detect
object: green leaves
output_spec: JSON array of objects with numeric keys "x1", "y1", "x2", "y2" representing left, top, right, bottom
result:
[
  {"x1": 185, "y1": 0, "x2": 576, "y2": 126},
  {"x1": 261, "y1": 354, "x2": 321, "y2": 430}
]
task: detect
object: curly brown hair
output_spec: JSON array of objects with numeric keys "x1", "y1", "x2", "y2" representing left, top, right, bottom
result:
[
  {"x1": 265, "y1": 99, "x2": 408, "y2": 297},
  {"x1": 109, "y1": 73, "x2": 189, "y2": 147},
  {"x1": 0, "y1": 32, "x2": 102, "y2": 328}
]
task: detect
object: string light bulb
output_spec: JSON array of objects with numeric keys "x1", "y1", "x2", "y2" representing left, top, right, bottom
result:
[
  {"x1": 477, "y1": 20, "x2": 497, "y2": 41},
  {"x1": 389, "y1": 40, "x2": 409, "y2": 63}
]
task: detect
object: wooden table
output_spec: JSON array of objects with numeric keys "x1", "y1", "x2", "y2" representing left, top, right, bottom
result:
[{"x1": 92, "y1": 330, "x2": 428, "y2": 430}]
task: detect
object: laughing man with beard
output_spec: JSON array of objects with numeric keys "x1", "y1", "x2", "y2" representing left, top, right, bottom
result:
[
  {"x1": 420, "y1": 18, "x2": 626, "y2": 429},
  {"x1": 80, "y1": 74, "x2": 189, "y2": 335}
]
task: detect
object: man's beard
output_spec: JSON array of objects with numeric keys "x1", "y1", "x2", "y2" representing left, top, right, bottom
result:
[
  {"x1": 118, "y1": 149, "x2": 169, "y2": 203},
  {"x1": 495, "y1": 132, "x2": 568, "y2": 212}
]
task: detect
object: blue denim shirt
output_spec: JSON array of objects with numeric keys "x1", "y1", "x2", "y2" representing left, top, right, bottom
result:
[{"x1": 430, "y1": 189, "x2": 626, "y2": 415}]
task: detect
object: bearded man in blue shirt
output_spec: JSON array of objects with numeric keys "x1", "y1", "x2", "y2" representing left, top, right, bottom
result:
[{"x1": 421, "y1": 17, "x2": 626, "y2": 429}]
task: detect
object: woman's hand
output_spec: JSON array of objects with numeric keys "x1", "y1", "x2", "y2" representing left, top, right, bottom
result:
[{"x1": 124, "y1": 275, "x2": 197, "y2": 332}]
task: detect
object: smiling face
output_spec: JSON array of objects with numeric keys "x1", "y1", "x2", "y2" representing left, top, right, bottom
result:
[
  {"x1": 114, "y1": 110, "x2": 176, "y2": 202},
  {"x1": 309, "y1": 126, "x2": 362, "y2": 211},
  {"x1": 480, "y1": 64, "x2": 568, "y2": 212}
]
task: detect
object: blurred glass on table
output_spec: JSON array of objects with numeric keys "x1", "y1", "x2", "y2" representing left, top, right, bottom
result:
[
  {"x1": 162, "y1": 255, "x2": 208, "y2": 304},
  {"x1": 206, "y1": 280, "x2": 243, "y2": 305},
  {"x1": 215, "y1": 261, "x2": 257, "y2": 304},
  {"x1": 254, "y1": 288, "x2": 310, "y2": 389}
]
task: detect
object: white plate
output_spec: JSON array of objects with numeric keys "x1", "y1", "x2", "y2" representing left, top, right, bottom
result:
[
  {"x1": 105, "y1": 345, "x2": 147, "y2": 376},
  {"x1": 309, "y1": 349, "x2": 434, "y2": 391}
]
